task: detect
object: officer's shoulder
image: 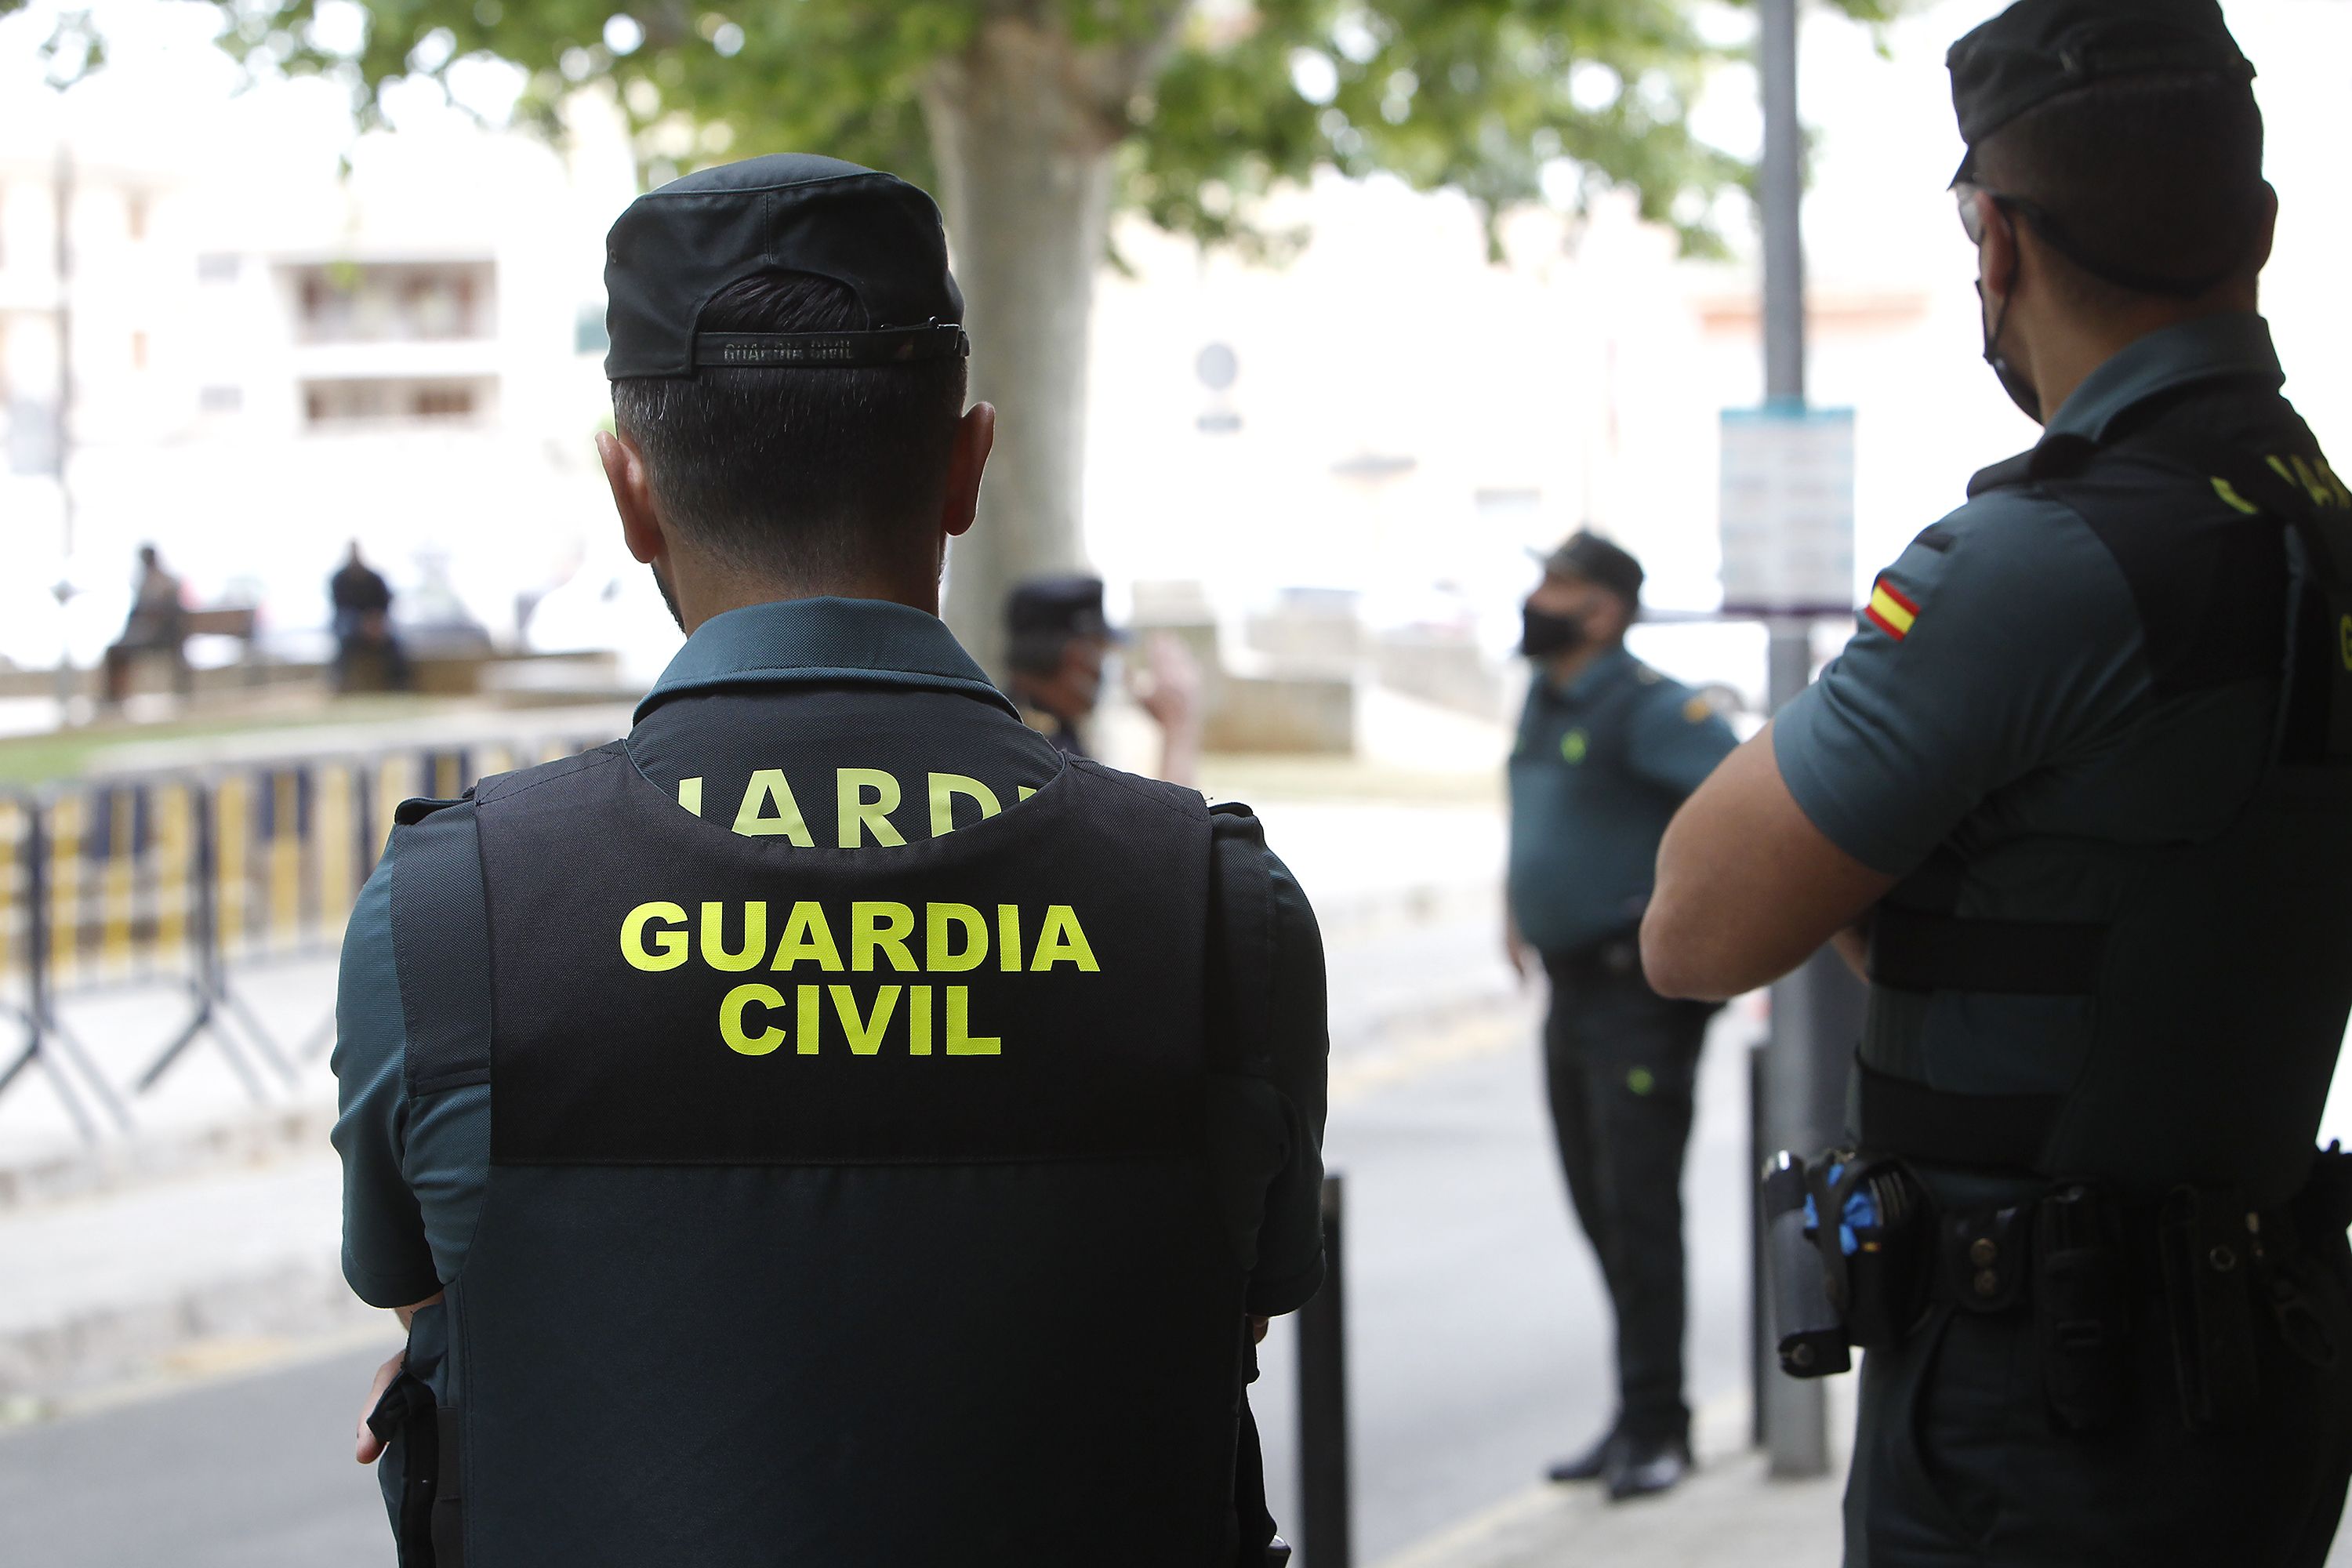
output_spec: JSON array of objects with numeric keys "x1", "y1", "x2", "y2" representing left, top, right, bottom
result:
[
  {"x1": 468, "y1": 742, "x2": 629, "y2": 813},
  {"x1": 1066, "y1": 757, "x2": 1212, "y2": 822},
  {"x1": 1624, "y1": 659, "x2": 1704, "y2": 717},
  {"x1": 1889, "y1": 485, "x2": 2117, "y2": 606}
]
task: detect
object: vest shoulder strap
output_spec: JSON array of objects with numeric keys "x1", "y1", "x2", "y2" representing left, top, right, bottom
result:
[
  {"x1": 1207, "y1": 801, "x2": 1272, "y2": 1081},
  {"x1": 389, "y1": 796, "x2": 494, "y2": 1098}
]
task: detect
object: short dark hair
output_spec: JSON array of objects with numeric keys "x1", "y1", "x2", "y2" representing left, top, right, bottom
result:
[
  {"x1": 1973, "y1": 71, "x2": 2265, "y2": 308},
  {"x1": 610, "y1": 271, "x2": 967, "y2": 579}
]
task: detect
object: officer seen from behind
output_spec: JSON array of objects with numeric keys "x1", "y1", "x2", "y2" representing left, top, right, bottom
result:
[
  {"x1": 332, "y1": 154, "x2": 1328, "y2": 1567},
  {"x1": 1506, "y1": 530, "x2": 1737, "y2": 1501},
  {"x1": 1646, "y1": 4, "x2": 2352, "y2": 1562},
  {"x1": 1006, "y1": 573, "x2": 1203, "y2": 782}
]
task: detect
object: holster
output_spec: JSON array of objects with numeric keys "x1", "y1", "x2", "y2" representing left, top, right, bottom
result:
[
  {"x1": 2033, "y1": 1184, "x2": 2131, "y2": 1432},
  {"x1": 366, "y1": 1372, "x2": 465, "y2": 1568},
  {"x1": 2158, "y1": 1186, "x2": 2261, "y2": 1432}
]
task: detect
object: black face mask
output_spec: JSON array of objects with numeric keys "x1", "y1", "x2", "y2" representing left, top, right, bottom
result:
[
  {"x1": 1520, "y1": 604, "x2": 1588, "y2": 659},
  {"x1": 1976, "y1": 279, "x2": 2042, "y2": 425}
]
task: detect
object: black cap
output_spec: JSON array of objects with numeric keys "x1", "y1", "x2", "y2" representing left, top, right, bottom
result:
[
  {"x1": 1536, "y1": 531, "x2": 1644, "y2": 604},
  {"x1": 1007, "y1": 575, "x2": 1120, "y2": 642},
  {"x1": 604, "y1": 154, "x2": 967, "y2": 379},
  {"x1": 1947, "y1": 0, "x2": 2254, "y2": 183}
]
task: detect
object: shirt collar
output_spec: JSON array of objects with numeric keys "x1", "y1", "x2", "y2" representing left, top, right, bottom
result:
[
  {"x1": 634, "y1": 596, "x2": 1019, "y2": 723},
  {"x1": 2043, "y1": 313, "x2": 2284, "y2": 445},
  {"x1": 1551, "y1": 643, "x2": 1638, "y2": 705}
]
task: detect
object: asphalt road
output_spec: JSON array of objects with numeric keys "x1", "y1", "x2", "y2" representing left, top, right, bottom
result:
[{"x1": 0, "y1": 990, "x2": 1764, "y2": 1568}]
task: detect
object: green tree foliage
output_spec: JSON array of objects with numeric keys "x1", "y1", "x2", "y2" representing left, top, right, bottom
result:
[{"x1": 169, "y1": 0, "x2": 1891, "y2": 256}]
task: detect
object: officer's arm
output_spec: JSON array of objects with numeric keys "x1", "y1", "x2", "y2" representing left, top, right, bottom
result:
[
  {"x1": 1642, "y1": 720, "x2": 1895, "y2": 1000},
  {"x1": 1646, "y1": 499, "x2": 2146, "y2": 1002}
]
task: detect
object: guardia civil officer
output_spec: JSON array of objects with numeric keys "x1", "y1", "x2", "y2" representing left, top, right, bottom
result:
[
  {"x1": 330, "y1": 154, "x2": 1329, "y2": 1568},
  {"x1": 1505, "y1": 531, "x2": 1737, "y2": 1501},
  {"x1": 1644, "y1": 5, "x2": 2352, "y2": 1562},
  {"x1": 1005, "y1": 573, "x2": 1203, "y2": 782}
]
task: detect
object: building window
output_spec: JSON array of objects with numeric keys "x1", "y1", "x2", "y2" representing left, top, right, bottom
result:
[
  {"x1": 292, "y1": 261, "x2": 494, "y2": 344},
  {"x1": 302, "y1": 377, "x2": 487, "y2": 426},
  {"x1": 197, "y1": 252, "x2": 240, "y2": 284}
]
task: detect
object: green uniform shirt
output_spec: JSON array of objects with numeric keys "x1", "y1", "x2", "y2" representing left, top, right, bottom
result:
[
  {"x1": 1508, "y1": 645, "x2": 1738, "y2": 957},
  {"x1": 1775, "y1": 314, "x2": 2307, "y2": 1104}
]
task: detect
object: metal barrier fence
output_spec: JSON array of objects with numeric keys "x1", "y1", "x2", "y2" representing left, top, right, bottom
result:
[{"x1": 0, "y1": 735, "x2": 604, "y2": 1140}]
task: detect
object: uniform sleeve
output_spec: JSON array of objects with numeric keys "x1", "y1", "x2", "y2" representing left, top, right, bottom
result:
[
  {"x1": 1205, "y1": 808, "x2": 1330, "y2": 1318},
  {"x1": 328, "y1": 851, "x2": 440, "y2": 1309},
  {"x1": 1773, "y1": 495, "x2": 2149, "y2": 877},
  {"x1": 1626, "y1": 684, "x2": 1739, "y2": 799},
  {"x1": 329, "y1": 802, "x2": 495, "y2": 1308}
]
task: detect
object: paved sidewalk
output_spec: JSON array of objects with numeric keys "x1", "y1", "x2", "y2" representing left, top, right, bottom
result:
[{"x1": 1377, "y1": 1389, "x2": 1846, "y2": 1568}]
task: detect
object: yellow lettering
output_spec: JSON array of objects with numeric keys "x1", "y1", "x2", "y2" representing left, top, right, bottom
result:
[
  {"x1": 852, "y1": 902, "x2": 917, "y2": 972},
  {"x1": 996, "y1": 904, "x2": 1022, "y2": 972},
  {"x1": 796, "y1": 983, "x2": 821, "y2": 1054},
  {"x1": 1017, "y1": 785, "x2": 1038, "y2": 802},
  {"x1": 678, "y1": 777, "x2": 704, "y2": 816},
  {"x1": 837, "y1": 768, "x2": 907, "y2": 848},
  {"x1": 908, "y1": 985, "x2": 932, "y2": 1056},
  {"x1": 927, "y1": 902, "x2": 988, "y2": 971},
  {"x1": 621, "y1": 901, "x2": 688, "y2": 971},
  {"x1": 946, "y1": 986, "x2": 1000, "y2": 1056},
  {"x1": 2321, "y1": 459, "x2": 2352, "y2": 510},
  {"x1": 2293, "y1": 456, "x2": 2332, "y2": 507},
  {"x1": 734, "y1": 770, "x2": 815, "y2": 844},
  {"x1": 771, "y1": 902, "x2": 844, "y2": 971},
  {"x1": 928, "y1": 773, "x2": 1001, "y2": 837},
  {"x1": 720, "y1": 982, "x2": 786, "y2": 1055},
  {"x1": 831, "y1": 985, "x2": 901, "y2": 1055},
  {"x1": 701, "y1": 900, "x2": 767, "y2": 972},
  {"x1": 1031, "y1": 905, "x2": 1101, "y2": 972}
]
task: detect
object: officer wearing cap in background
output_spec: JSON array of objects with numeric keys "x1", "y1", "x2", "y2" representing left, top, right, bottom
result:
[
  {"x1": 1645, "y1": 2, "x2": 2352, "y2": 1561},
  {"x1": 330, "y1": 154, "x2": 1328, "y2": 1567},
  {"x1": 1006, "y1": 573, "x2": 1203, "y2": 784},
  {"x1": 1505, "y1": 529, "x2": 1737, "y2": 1501}
]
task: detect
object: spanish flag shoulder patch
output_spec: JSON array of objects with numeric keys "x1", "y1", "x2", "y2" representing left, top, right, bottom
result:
[{"x1": 1864, "y1": 577, "x2": 1919, "y2": 641}]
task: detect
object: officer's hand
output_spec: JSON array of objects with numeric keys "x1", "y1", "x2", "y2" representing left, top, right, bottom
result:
[
  {"x1": 355, "y1": 1346, "x2": 405, "y2": 1465},
  {"x1": 1504, "y1": 916, "x2": 1531, "y2": 986},
  {"x1": 1251, "y1": 1315, "x2": 1271, "y2": 1345},
  {"x1": 1134, "y1": 633, "x2": 1202, "y2": 735}
]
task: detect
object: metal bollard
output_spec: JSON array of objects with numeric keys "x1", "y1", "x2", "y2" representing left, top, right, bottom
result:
[{"x1": 1297, "y1": 1172, "x2": 1352, "y2": 1568}]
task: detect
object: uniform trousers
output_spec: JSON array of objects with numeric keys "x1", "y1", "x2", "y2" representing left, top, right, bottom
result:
[
  {"x1": 1541, "y1": 941, "x2": 1715, "y2": 1444},
  {"x1": 1846, "y1": 1220, "x2": 2352, "y2": 1566}
]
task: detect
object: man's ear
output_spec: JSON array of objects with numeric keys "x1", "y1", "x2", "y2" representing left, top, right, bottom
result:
[
  {"x1": 2246, "y1": 180, "x2": 2281, "y2": 278},
  {"x1": 939, "y1": 402, "x2": 996, "y2": 541},
  {"x1": 597, "y1": 428, "x2": 666, "y2": 566},
  {"x1": 1976, "y1": 191, "x2": 2021, "y2": 303}
]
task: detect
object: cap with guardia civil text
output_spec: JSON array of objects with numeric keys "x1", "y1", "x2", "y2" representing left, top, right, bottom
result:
[
  {"x1": 1947, "y1": 0, "x2": 2254, "y2": 184},
  {"x1": 603, "y1": 153, "x2": 967, "y2": 379},
  {"x1": 1534, "y1": 531, "x2": 1644, "y2": 604},
  {"x1": 1007, "y1": 575, "x2": 1122, "y2": 644}
]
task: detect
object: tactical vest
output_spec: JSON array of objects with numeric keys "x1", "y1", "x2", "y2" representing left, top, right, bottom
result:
[
  {"x1": 1859, "y1": 404, "x2": 2352, "y2": 1207},
  {"x1": 407, "y1": 743, "x2": 1249, "y2": 1566}
]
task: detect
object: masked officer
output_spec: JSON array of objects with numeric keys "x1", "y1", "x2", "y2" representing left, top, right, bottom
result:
[
  {"x1": 1506, "y1": 530, "x2": 1737, "y2": 1500},
  {"x1": 1646, "y1": 4, "x2": 2352, "y2": 1562},
  {"x1": 330, "y1": 154, "x2": 1328, "y2": 1568},
  {"x1": 1005, "y1": 574, "x2": 1203, "y2": 782}
]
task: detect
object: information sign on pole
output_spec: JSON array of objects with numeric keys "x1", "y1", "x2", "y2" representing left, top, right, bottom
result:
[{"x1": 1718, "y1": 406, "x2": 1857, "y2": 618}]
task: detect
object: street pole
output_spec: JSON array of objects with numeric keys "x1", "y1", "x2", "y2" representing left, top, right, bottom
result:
[
  {"x1": 1757, "y1": 0, "x2": 1833, "y2": 1482},
  {"x1": 51, "y1": 137, "x2": 80, "y2": 724}
]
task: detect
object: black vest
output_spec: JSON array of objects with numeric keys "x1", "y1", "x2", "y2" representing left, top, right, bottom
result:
[
  {"x1": 441, "y1": 743, "x2": 1247, "y2": 1565},
  {"x1": 1860, "y1": 396, "x2": 2352, "y2": 1205}
]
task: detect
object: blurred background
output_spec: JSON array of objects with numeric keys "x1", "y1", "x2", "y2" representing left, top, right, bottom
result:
[{"x1": 4, "y1": 1, "x2": 2352, "y2": 1564}]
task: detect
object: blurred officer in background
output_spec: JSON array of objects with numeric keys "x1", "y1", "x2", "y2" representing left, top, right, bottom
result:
[
  {"x1": 1005, "y1": 573, "x2": 1203, "y2": 783},
  {"x1": 1646, "y1": 3, "x2": 2352, "y2": 1561},
  {"x1": 1506, "y1": 530, "x2": 1737, "y2": 1500},
  {"x1": 333, "y1": 154, "x2": 1327, "y2": 1568}
]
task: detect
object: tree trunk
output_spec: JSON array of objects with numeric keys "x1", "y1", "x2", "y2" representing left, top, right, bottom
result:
[{"x1": 923, "y1": 20, "x2": 1125, "y2": 682}]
